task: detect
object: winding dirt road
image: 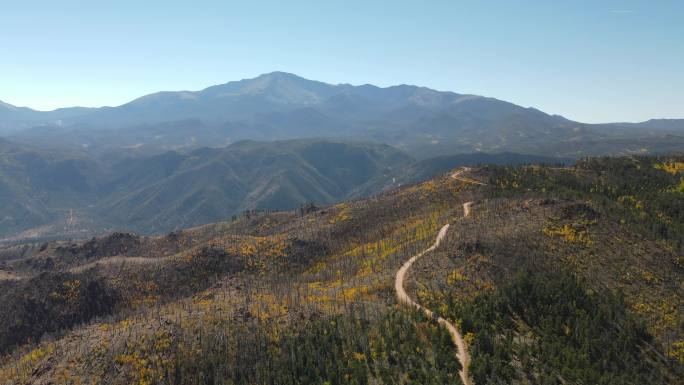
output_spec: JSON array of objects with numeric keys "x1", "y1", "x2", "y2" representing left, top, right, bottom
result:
[
  {"x1": 451, "y1": 167, "x2": 486, "y2": 186},
  {"x1": 395, "y1": 169, "x2": 478, "y2": 385}
]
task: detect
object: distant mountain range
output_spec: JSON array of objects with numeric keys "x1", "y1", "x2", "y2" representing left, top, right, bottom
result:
[
  {"x1": 2, "y1": 72, "x2": 682, "y2": 158},
  {"x1": 0, "y1": 72, "x2": 682, "y2": 241}
]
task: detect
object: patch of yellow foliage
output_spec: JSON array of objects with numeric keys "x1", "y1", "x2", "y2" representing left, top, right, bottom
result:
[
  {"x1": 672, "y1": 178, "x2": 684, "y2": 193},
  {"x1": 654, "y1": 161, "x2": 684, "y2": 175},
  {"x1": 342, "y1": 286, "x2": 369, "y2": 301},
  {"x1": 0, "y1": 343, "x2": 56, "y2": 382},
  {"x1": 328, "y1": 204, "x2": 351, "y2": 224},
  {"x1": 543, "y1": 223, "x2": 593, "y2": 246},
  {"x1": 654, "y1": 161, "x2": 684, "y2": 193},
  {"x1": 114, "y1": 330, "x2": 175, "y2": 385},
  {"x1": 668, "y1": 340, "x2": 684, "y2": 364},
  {"x1": 464, "y1": 332, "x2": 475, "y2": 348},
  {"x1": 447, "y1": 269, "x2": 467, "y2": 285},
  {"x1": 21, "y1": 344, "x2": 54, "y2": 366},
  {"x1": 617, "y1": 195, "x2": 644, "y2": 211},
  {"x1": 250, "y1": 293, "x2": 288, "y2": 320}
]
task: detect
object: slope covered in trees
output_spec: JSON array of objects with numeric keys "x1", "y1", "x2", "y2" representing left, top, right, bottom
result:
[
  {"x1": 0, "y1": 156, "x2": 682, "y2": 384},
  {"x1": 0, "y1": 139, "x2": 410, "y2": 239},
  {"x1": 0, "y1": 137, "x2": 568, "y2": 242}
]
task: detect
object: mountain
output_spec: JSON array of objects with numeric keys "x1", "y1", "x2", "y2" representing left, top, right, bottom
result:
[
  {"x1": 4, "y1": 72, "x2": 683, "y2": 158},
  {"x1": 0, "y1": 138, "x2": 101, "y2": 237},
  {"x1": 2, "y1": 73, "x2": 682, "y2": 241},
  {"x1": 0, "y1": 100, "x2": 95, "y2": 134},
  {"x1": 1, "y1": 156, "x2": 682, "y2": 383},
  {"x1": 0, "y1": 136, "x2": 573, "y2": 242},
  {"x1": 0, "y1": 138, "x2": 413, "y2": 241},
  {"x1": 97, "y1": 140, "x2": 411, "y2": 233}
]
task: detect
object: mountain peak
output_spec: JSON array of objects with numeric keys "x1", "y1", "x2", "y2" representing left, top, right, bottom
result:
[
  {"x1": 243, "y1": 71, "x2": 309, "y2": 89},
  {"x1": 245, "y1": 71, "x2": 326, "y2": 90},
  {"x1": 200, "y1": 71, "x2": 337, "y2": 105},
  {"x1": 254, "y1": 71, "x2": 304, "y2": 81}
]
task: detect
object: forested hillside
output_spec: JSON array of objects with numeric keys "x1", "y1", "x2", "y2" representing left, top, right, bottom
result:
[
  {"x1": 0, "y1": 156, "x2": 682, "y2": 384},
  {"x1": 0, "y1": 139, "x2": 410, "y2": 240},
  {"x1": 0, "y1": 137, "x2": 566, "y2": 242}
]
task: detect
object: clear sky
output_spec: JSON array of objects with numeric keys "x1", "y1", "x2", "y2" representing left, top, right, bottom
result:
[{"x1": 1, "y1": 0, "x2": 682, "y2": 123}]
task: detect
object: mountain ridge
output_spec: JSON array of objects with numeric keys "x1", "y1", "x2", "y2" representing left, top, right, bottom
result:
[
  {"x1": 1, "y1": 72, "x2": 682, "y2": 124},
  {"x1": 2, "y1": 72, "x2": 683, "y2": 159},
  {"x1": 3, "y1": 72, "x2": 682, "y2": 160},
  {"x1": 0, "y1": 136, "x2": 572, "y2": 242},
  {"x1": 0, "y1": 138, "x2": 412, "y2": 240}
]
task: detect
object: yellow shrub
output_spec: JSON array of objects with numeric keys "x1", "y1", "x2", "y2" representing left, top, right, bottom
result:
[
  {"x1": 328, "y1": 205, "x2": 351, "y2": 224},
  {"x1": 447, "y1": 270, "x2": 467, "y2": 285},
  {"x1": 668, "y1": 340, "x2": 684, "y2": 364},
  {"x1": 464, "y1": 332, "x2": 475, "y2": 347},
  {"x1": 19, "y1": 344, "x2": 54, "y2": 366},
  {"x1": 655, "y1": 161, "x2": 684, "y2": 174},
  {"x1": 543, "y1": 224, "x2": 593, "y2": 245}
]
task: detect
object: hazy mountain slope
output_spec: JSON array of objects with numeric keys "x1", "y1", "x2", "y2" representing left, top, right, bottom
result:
[
  {"x1": 0, "y1": 101, "x2": 95, "y2": 134},
  {"x1": 5, "y1": 73, "x2": 682, "y2": 158},
  {"x1": 0, "y1": 139, "x2": 412, "y2": 240},
  {"x1": 97, "y1": 140, "x2": 411, "y2": 233},
  {"x1": 6, "y1": 119, "x2": 227, "y2": 161},
  {"x1": 0, "y1": 139, "x2": 103, "y2": 236},
  {"x1": 598, "y1": 119, "x2": 684, "y2": 134}
]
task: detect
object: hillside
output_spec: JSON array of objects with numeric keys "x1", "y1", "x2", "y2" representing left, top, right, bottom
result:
[
  {"x1": 0, "y1": 156, "x2": 682, "y2": 384},
  {"x1": 3, "y1": 73, "x2": 683, "y2": 158},
  {"x1": 0, "y1": 139, "x2": 102, "y2": 238},
  {"x1": 0, "y1": 139, "x2": 413, "y2": 240},
  {"x1": 0, "y1": 137, "x2": 570, "y2": 242},
  {"x1": 99, "y1": 140, "x2": 412, "y2": 233}
]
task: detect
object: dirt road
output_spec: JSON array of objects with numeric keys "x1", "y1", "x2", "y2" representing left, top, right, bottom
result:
[
  {"x1": 0, "y1": 256, "x2": 167, "y2": 280},
  {"x1": 450, "y1": 167, "x2": 486, "y2": 186},
  {"x1": 0, "y1": 270, "x2": 24, "y2": 281},
  {"x1": 68, "y1": 255, "x2": 166, "y2": 273},
  {"x1": 395, "y1": 199, "x2": 474, "y2": 385}
]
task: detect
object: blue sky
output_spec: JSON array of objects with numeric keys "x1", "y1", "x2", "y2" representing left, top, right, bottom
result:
[{"x1": 1, "y1": 0, "x2": 682, "y2": 122}]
